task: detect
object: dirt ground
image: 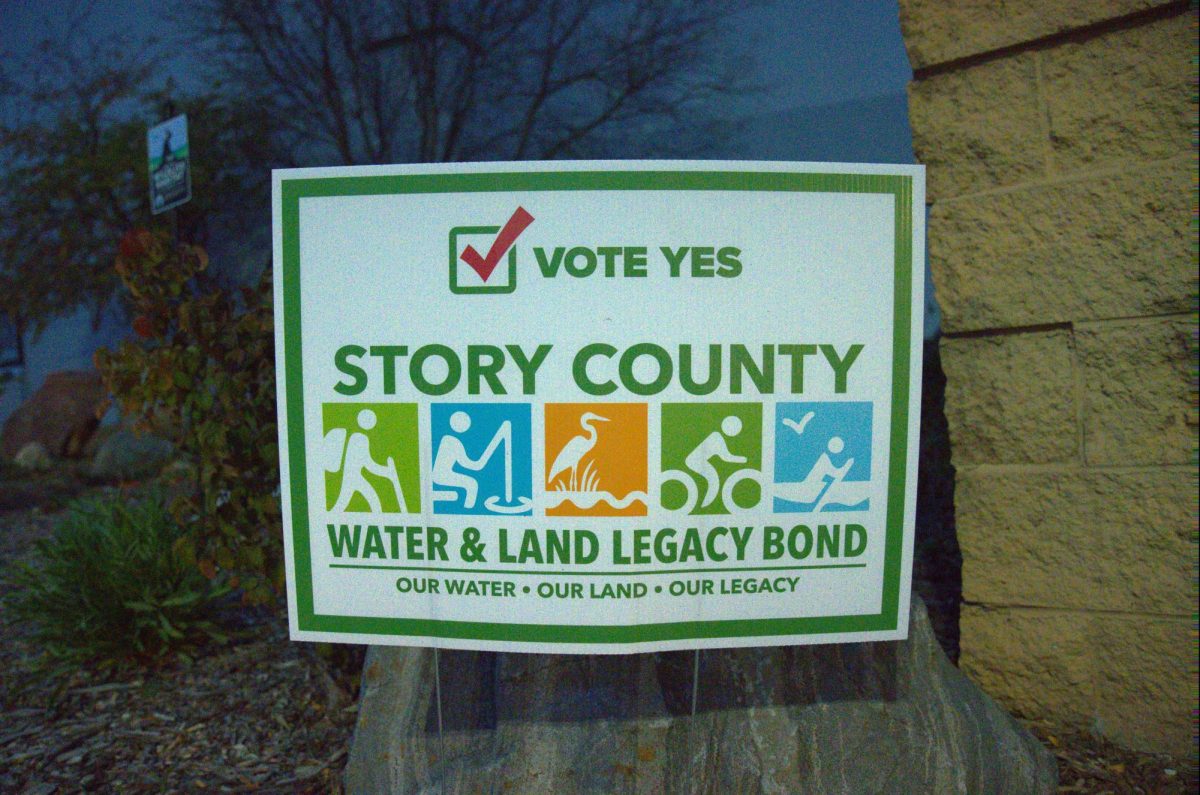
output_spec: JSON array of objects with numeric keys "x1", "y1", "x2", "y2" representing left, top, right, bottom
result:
[{"x1": 0, "y1": 474, "x2": 1195, "y2": 794}]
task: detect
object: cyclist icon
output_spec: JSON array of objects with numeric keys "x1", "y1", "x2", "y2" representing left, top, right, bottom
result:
[
  {"x1": 662, "y1": 410, "x2": 761, "y2": 515},
  {"x1": 685, "y1": 415, "x2": 747, "y2": 510}
]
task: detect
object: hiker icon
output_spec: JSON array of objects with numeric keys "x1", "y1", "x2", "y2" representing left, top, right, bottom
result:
[
  {"x1": 430, "y1": 404, "x2": 533, "y2": 516},
  {"x1": 773, "y1": 402, "x2": 872, "y2": 513},
  {"x1": 322, "y1": 406, "x2": 414, "y2": 514},
  {"x1": 661, "y1": 404, "x2": 762, "y2": 515}
]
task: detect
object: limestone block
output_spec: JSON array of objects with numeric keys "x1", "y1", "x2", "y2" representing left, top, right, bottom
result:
[
  {"x1": 908, "y1": 54, "x2": 1045, "y2": 200},
  {"x1": 1091, "y1": 615, "x2": 1193, "y2": 756},
  {"x1": 930, "y1": 159, "x2": 1193, "y2": 332},
  {"x1": 899, "y1": 0, "x2": 1158, "y2": 70},
  {"x1": 1077, "y1": 318, "x2": 1195, "y2": 466},
  {"x1": 955, "y1": 468, "x2": 1193, "y2": 614},
  {"x1": 963, "y1": 607, "x2": 1195, "y2": 757},
  {"x1": 940, "y1": 331, "x2": 1076, "y2": 466},
  {"x1": 959, "y1": 605, "x2": 1094, "y2": 724},
  {"x1": 1043, "y1": 14, "x2": 1194, "y2": 172}
]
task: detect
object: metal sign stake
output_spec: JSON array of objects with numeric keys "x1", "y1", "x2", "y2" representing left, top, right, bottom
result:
[
  {"x1": 687, "y1": 649, "x2": 702, "y2": 765},
  {"x1": 433, "y1": 647, "x2": 446, "y2": 792}
]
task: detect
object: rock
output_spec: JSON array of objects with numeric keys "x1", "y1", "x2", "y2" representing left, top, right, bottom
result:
[
  {"x1": 344, "y1": 597, "x2": 1057, "y2": 793},
  {"x1": 1, "y1": 370, "x2": 107, "y2": 459},
  {"x1": 86, "y1": 428, "x2": 174, "y2": 481},
  {"x1": 159, "y1": 457, "x2": 197, "y2": 484},
  {"x1": 81, "y1": 421, "x2": 117, "y2": 460},
  {"x1": 13, "y1": 442, "x2": 51, "y2": 472}
]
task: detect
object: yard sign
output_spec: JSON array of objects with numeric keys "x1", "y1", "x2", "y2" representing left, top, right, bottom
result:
[
  {"x1": 147, "y1": 114, "x2": 191, "y2": 214},
  {"x1": 272, "y1": 161, "x2": 925, "y2": 654}
]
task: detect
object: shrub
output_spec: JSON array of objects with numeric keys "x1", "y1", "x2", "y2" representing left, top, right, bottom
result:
[
  {"x1": 6, "y1": 493, "x2": 230, "y2": 667},
  {"x1": 95, "y1": 228, "x2": 281, "y2": 604}
]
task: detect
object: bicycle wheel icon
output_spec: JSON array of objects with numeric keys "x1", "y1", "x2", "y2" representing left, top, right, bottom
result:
[
  {"x1": 661, "y1": 467, "x2": 761, "y2": 514},
  {"x1": 721, "y1": 467, "x2": 762, "y2": 513},
  {"x1": 661, "y1": 469, "x2": 699, "y2": 513}
]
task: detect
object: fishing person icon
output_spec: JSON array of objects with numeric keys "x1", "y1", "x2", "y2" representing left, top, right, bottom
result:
[
  {"x1": 430, "y1": 404, "x2": 533, "y2": 516},
  {"x1": 322, "y1": 405, "x2": 420, "y2": 514}
]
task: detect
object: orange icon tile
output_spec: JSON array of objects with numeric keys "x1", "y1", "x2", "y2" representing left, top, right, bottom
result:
[{"x1": 544, "y1": 403, "x2": 648, "y2": 516}]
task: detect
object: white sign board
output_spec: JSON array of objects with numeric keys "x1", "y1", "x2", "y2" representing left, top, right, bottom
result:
[
  {"x1": 273, "y1": 161, "x2": 924, "y2": 654},
  {"x1": 147, "y1": 114, "x2": 191, "y2": 214}
]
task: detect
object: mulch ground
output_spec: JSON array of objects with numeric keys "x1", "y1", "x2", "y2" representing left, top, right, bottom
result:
[
  {"x1": 0, "y1": 475, "x2": 1196, "y2": 794},
  {"x1": 1027, "y1": 723, "x2": 1196, "y2": 795},
  {"x1": 0, "y1": 483, "x2": 359, "y2": 794}
]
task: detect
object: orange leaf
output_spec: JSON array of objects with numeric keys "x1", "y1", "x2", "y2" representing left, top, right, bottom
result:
[{"x1": 198, "y1": 559, "x2": 217, "y2": 580}]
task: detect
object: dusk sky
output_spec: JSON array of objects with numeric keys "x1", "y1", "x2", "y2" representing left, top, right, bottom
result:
[
  {"x1": 0, "y1": 0, "x2": 933, "y2": 384},
  {"x1": 0, "y1": 1, "x2": 913, "y2": 121}
]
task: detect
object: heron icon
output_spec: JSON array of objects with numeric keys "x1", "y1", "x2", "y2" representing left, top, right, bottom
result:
[{"x1": 547, "y1": 412, "x2": 609, "y2": 490}]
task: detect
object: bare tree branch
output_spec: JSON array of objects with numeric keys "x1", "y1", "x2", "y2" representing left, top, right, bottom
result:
[{"x1": 189, "y1": 0, "x2": 755, "y2": 166}]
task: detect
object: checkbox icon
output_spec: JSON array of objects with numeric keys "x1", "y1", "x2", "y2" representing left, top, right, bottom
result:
[
  {"x1": 447, "y1": 207, "x2": 533, "y2": 295},
  {"x1": 449, "y1": 226, "x2": 517, "y2": 294}
]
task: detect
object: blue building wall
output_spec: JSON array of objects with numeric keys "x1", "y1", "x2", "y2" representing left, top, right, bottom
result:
[
  {"x1": 0, "y1": 304, "x2": 126, "y2": 426},
  {"x1": 724, "y1": 93, "x2": 940, "y2": 341}
]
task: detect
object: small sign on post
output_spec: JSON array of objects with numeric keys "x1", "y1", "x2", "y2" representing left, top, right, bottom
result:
[
  {"x1": 147, "y1": 114, "x2": 191, "y2": 214},
  {"x1": 273, "y1": 161, "x2": 925, "y2": 654}
]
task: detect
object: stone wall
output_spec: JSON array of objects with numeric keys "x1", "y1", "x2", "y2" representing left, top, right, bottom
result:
[{"x1": 899, "y1": 1, "x2": 1197, "y2": 755}]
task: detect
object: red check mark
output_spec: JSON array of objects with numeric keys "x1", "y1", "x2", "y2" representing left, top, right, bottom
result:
[{"x1": 459, "y1": 206, "x2": 535, "y2": 282}]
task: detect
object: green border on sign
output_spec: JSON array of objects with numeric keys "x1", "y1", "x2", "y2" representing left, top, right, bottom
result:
[{"x1": 279, "y1": 169, "x2": 914, "y2": 644}]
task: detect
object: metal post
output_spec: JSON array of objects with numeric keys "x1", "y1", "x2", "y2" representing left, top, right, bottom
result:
[
  {"x1": 686, "y1": 648, "x2": 702, "y2": 768},
  {"x1": 433, "y1": 647, "x2": 446, "y2": 791},
  {"x1": 690, "y1": 649, "x2": 701, "y2": 716},
  {"x1": 162, "y1": 95, "x2": 180, "y2": 249}
]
